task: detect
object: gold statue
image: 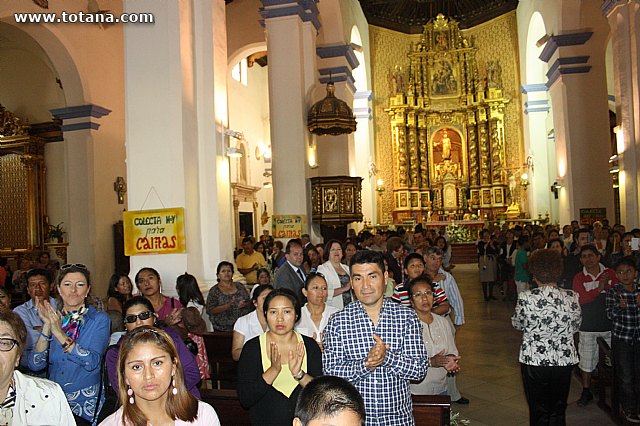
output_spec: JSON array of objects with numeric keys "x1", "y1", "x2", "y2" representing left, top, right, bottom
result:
[{"x1": 437, "y1": 130, "x2": 452, "y2": 161}]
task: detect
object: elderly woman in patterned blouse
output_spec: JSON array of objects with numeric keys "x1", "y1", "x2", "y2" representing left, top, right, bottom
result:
[{"x1": 512, "y1": 249, "x2": 582, "y2": 426}]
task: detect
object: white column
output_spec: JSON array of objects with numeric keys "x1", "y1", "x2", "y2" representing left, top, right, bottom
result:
[
  {"x1": 542, "y1": 32, "x2": 614, "y2": 225},
  {"x1": 606, "y1": 1, "x2": 640, "y2": 228},
  {"x1": 124, "y1": 0, "x2": 232, "y2": 292},
  {"x1": 263, "y1": 3, "x2": 319, "y2": 223}
]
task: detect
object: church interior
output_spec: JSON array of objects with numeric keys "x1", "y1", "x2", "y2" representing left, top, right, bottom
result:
[
  {"x1": 0, "y1": 0, "x2": 636, "y2": 298},
  {"x1": 1, "y1": 1, "x2": 638, "y2": 424}
]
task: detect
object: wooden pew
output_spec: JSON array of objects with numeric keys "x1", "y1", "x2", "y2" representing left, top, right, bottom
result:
[
  {"x1": 201, "y1": 389, "x2": 450, "y2": 426},
  {"x1": 596, "y1": 336, "x2": 621, "y2": 423},
  {"x1": 412, "y1": 394, "x2": 451, "y2": 426},
  {"x1": 200, "y1": 389, "x2": 251, "y2": 425},
  {"x1": 201, "y1": 388, "x2": 450, "y2": 425},
  {"x1": 203, "y1": 332, "x2": 237, "y2": 389}
]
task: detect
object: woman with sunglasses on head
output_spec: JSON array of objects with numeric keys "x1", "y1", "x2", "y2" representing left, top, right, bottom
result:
[
  {"x1": 135, "y1": 267, "x2": 183, "y2": 327},
  {"x1": 100, "y1": 327, "x2": 220, "y2": 426},
  {"x1": 0, "y1": 311, "x2": 75, "y2": 425},
  {"x1": 29, "y1": 263, "x2": 111, "y2": 425},
  {"x1": 105, "y1": 296, "x2": 202, "y2": 399}
]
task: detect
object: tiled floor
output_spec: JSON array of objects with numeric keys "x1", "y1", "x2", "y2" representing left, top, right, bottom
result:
[{"x1": 450, "y1": 264, "x2": 618, "y2": 425}]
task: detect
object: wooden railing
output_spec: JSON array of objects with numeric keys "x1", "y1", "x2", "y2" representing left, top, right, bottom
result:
[{"x1": 201, "y1": 388, "x2": 450, "y2": 426}]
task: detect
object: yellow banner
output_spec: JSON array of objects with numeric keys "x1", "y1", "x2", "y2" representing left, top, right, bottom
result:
[
  {"x1": 272, "y1": 215, "x2": 307, "y2": 239},
  {"x1": 123, "y1": 208, "x2": 186, "y2": 256}
]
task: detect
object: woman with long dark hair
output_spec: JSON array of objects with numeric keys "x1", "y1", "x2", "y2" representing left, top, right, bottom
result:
[
  {"x1": 105, "y1": 296, "x2": 202, "y2": 399},
  {"x1": 100, "y1": 327, "x2": 220, "y2": 425},
  {"x1": 106, "y1": 273, "x2": 133, "y2": 313},
  {"x1": 237, "y1": 288, "x2": 322, "y2": 425}
]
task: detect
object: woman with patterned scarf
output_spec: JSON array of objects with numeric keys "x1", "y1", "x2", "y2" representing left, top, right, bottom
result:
[{"x1": 27, "y1": 263, "x2": 111, "y2": 425}]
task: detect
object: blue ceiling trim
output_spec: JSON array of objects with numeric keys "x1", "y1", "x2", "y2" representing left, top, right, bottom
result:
[
  {"x1": 316, "y1": 45, "x2": 359, "y2": 70},
  {"x1": 546, "y1": 65, "x2": 592, "y2": 87},
  {"x1": 525, "y1": 100, "x2": 549, "y2": 107},
  {"x1": 355, "y1": 90, "x2": 373, "y2": 100},
  {"x1": 539, "y1": 32, "x2": 593, "y2": 63},
  {"x1": 546, "y1": 56, "x2": 590, "y2": 79},
  {"x1": 319, "y1": 75, "x2": 356, "y2": 93},
  {"x1": 319, "y1": 66, "x2": 351, "y2": 77},
  {"x1": 520, "y1": 83, "x2": 548, "y2": 94},
  {"x1": 61, "y1": 121, "x2": 100, "y2": 132},
  {"x1": 525, "y1": 107, "x2": 550, "y2": 114},
  {"x1": 50, "y1": 104, "x2": 111, "y2": 120},
  {"x1": 260, "y1": 0, "x2": 320, "y2": 30}
]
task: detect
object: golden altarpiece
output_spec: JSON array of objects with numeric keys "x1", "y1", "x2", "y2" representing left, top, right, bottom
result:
[
  {"x1": 0, "y1": 105, "x2": 66, "y2": 262},
  {"x1": 386, "y1": 15, "x2": 511, "y2": 223}
]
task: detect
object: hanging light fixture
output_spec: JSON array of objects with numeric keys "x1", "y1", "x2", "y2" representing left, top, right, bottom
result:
[{"x1": 307, "y1": 82, "x2": 357, "y2": 136}]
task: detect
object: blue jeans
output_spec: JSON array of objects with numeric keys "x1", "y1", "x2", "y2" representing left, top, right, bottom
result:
[{"x1": 612, "y1": 337, "x2": 640, "y2": 414}]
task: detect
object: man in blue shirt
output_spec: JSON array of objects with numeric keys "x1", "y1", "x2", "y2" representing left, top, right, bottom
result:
[
  {"x1": 323, "y1": 250, "x2": 428, "y2": 425},
  {"x1": 13, "y1": 268, "x2": 57, "y2": 376}
]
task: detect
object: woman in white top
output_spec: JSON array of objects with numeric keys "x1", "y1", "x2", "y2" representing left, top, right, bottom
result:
[
  {"x1": 408, "y1": 275, "x2": 461, "y2": 396},
  {"x1": 295, "y1": 273, "x2": 340, "y2": 350},
  {"x1": 316, "y1": 240, "x2": 352, "y2": 309},
  {"x1": 231, "y1": 285, "x2": 273, "y2": 361}
]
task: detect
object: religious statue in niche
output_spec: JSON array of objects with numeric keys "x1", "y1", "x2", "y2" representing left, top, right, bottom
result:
[
  {"x1": 433, "y1": 128, "x2": 461, "y2": 165},
  {"x1": 389, "y1": 65, "x2": 405, "y2": 94},
  {"x1": 430, "y1": 61, "x2": 457, "y2": 97}
]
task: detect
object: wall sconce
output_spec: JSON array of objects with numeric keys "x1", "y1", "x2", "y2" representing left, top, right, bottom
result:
[
  {"x1": 550, "y1": 180, "x2": 562, "y2": 199},
  {"x1": 113, "y1": 176, "x2": 127, "y2": 204},
  {"x1": 609, "y1": 165, "x2": 620, "y2": 174},
  {"x1": 263, "y1": 181, "x2": 272, "y2": 188},
  {"x1": 255, "y1": 144, "x2": 272, "y2": 161},
  {"x1": 263, "y1": 168, "x2": 272, "y2": 178},
  {"x1": 376, "y1": 178, "x2": 385, "y2": 194},
  {"x1": 224, "y1": 129, "x2": 244, "y2": 158}
]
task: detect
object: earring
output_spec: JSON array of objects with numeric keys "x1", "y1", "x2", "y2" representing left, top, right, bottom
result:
[
  {"x1": 127, "y1": 386, "x2": 134, "y2": 404},
  {"x1": 172, "y1": 378, "x2": 177, "y2": 395}
]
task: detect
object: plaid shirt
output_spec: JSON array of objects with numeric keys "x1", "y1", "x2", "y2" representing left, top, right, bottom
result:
[
  {"x1": 606, "y1": 283, "x2": 640, "y2": 343},
  {"x1": 323, "y1": 298, "x2": 428, "y2": 426}
]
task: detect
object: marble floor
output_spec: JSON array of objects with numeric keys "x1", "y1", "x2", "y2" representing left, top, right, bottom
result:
[{"x1": 450, "y1": 264, "x2": 618, "y2": 426}]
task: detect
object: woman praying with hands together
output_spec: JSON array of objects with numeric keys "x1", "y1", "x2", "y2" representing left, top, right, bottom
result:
[{"x1": 237, "y1": 288, "x2": 322, "y2": 425}]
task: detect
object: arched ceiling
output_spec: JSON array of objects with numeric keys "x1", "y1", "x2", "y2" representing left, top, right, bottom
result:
[{"x1": 357, "y1": 0, "x2": 520, "y2": 34}]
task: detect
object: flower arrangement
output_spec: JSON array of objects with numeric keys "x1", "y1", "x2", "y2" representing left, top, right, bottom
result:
[
  {"x1": 48, "y1": 222, "x2": 66, "y2": 242},
  {"x1": 446, "y1": 224, "x2": 474, "y2": 243}
]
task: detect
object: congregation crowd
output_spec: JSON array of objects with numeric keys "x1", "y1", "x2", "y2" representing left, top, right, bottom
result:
[{"x1": 0, "y1": 218, "x2": 637, "y2": 425}]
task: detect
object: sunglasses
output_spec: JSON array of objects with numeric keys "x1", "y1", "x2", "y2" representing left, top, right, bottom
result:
[{"x1": 124, "y1": 311, "x2": 154, "y2": 324}]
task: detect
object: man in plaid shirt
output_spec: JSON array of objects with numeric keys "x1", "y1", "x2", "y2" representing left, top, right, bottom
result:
[
  {"x1": 606, "y1": 257, "x2": 640, "y2": 422},
  {"x1": 323, "y1": 250, "x2": 429, "y2": 425}
]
